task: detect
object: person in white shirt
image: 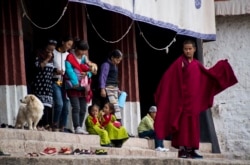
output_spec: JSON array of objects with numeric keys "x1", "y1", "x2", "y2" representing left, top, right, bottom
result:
[{"x1": 52, "y1": 36, "x2": 73, "y2": 132}]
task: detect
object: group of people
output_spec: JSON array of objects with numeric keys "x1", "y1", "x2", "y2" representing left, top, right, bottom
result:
[
  {"x1": 28, "y1": 37, "x2": 237, "y2": 158},
  {"x1": 29, "y1": 36, "x2": 127, "y2": 141}
]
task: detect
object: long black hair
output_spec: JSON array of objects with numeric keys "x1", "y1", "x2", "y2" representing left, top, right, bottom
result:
[
  {"x1": 73, "y1": 38, "x2": 89, "y2": 51},
  {"x1": 56, "y1": 35, "x2": 73, "y2": 49},
  {"x1": 108, "y1": 49, "x2": 122, "y2": 60}
]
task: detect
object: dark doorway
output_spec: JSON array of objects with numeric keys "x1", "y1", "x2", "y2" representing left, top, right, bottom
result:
[
  {"x1": 135, "y1": 22, "x2": 196, "y2": 118},
  {"x1": 85, "y1": 5, "x2": 116, "y2": 106},
  {"x1": 22, "y1": 0, "x2": 68, "y2": 92}
]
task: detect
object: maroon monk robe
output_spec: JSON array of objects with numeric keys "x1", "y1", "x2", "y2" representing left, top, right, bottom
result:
[{"x1": 154, "y1": 55, "x2": 238, "y2": 149}]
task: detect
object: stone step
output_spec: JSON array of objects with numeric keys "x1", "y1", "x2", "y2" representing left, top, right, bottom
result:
[
  {"x1": 0, "y1": 139, "x2": 176, "y2": 157},
  {"x1": 0, "y1": 128, "x2": 212, "y2": 152},
  {"x1": 0, "y1": 155, "x2": 250, "y2": 165},
  {"x1": 0, "y1": 128, "x2": 220, "y2": 159},
  {"x1": 0, "y1": 128, "x2": 219, "y2": 160},
  {"x1": 1, "y1": 129, "x2": 249, "y2": 164}
]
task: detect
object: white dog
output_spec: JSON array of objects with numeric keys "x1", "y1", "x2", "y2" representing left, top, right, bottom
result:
[{"x1": 15, "y1": 94, "x2": 44, "y2": 130}]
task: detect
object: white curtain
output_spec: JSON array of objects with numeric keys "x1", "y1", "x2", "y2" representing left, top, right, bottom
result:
[{"x1": 69, "y1": 0, "x2": 216, "y2": 40}]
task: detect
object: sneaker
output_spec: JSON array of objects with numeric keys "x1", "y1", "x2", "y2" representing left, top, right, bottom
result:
[
  {"x1": 161, "y1": 147, "x2": 169, "y2": 152},
  {"x1": 82, "y1": 129, "x2": 89, "y2": 135},
  {"x1": 155, "y1": 147, "x2": 168, "y2": 152},
  {"x1": 75, "y1": 126, "x2": 89, "y2": 134}
]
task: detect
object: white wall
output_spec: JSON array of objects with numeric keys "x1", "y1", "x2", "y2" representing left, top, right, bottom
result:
[
  {"x1": 0, "y1": 86, "x2": 27, "y2": 125},
  {"x1": 203, "y1": 15, "x2": 250, "y2": 158}
]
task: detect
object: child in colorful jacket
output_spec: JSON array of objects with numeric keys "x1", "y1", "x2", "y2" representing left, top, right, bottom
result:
[
  {"x1": 85, "y1": 104, "x2": 112, "y2": 147},
  {"x1": 100, "y1": 102, "x2": 129, "y2": 147}
]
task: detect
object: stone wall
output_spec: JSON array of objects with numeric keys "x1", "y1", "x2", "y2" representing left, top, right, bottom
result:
[{"x1": 203, "y1": 15, "x2": 250, "y2": 157}]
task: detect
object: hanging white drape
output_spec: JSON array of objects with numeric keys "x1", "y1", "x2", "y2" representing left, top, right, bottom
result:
[{"x1": 69, "y1": 0, "x2": 216, "y2": 40}]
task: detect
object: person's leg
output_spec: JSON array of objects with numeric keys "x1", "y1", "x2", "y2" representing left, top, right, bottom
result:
[
  {"x1": 154, "y1": 139, "x2": 163, "y2": 149},
  {"x1": 38, "y1": 106, "x2": 49, "y2": 127},
  {"x1": 69, "y1": 97, "x2": 80, "y2": 129},
  {"x1": 38, "y1": 106, "x2": 52, "y2": 130},
  {"x1": 52, "y1": 83, "x2": 63, "y2": 128},
  {"x1": 111, "y1": 140, "x2": 123, "y2": 148},
  {"x1": 59, "y1": 90, "x2": 69, "y2": 130},
  {"x1": 138, "y1": 130, "x2": 155, "y2": 139},
  {"x1": 105, "y1": 86, "x2": 121, "y2": 120},
  {"x1": 79, "y1": 97, "x2": 87, "y2": 127},
  {"x1": 173, "y1": 114, "x2": 201, "y2": 158},
  {"x1": 48, "y1": 106, "x2": 53, "y2": 127},
  {"x1": 95, "y1": 128, "x2": 111, "y2": 146},
  {"x1": 187, "y1": 148, "x2": 203, "y2": 159}
]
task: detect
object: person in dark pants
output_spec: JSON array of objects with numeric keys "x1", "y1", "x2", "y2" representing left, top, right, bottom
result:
[
  {"x1": 138, "y1": 106, "x2": 169, "y2": 152},
  {"x1": 65, "y1": 39, "x2": 94, "y2": 134}
]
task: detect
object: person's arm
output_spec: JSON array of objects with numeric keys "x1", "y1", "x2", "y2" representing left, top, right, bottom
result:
[
  {"x1": 82, "y1": 55, "x2": 93, "y2": 78},
  {"x1": 145, "y1": 116, "x2": 154, "y2": 130},
  {"x1": 99, "y1": 62, "x2": 109, "y2": 89},
  {"x1": 41, "y1": 52, "x2": 53, "y2": 69},
  {"x1": 65, "y1": 61, "x2": 79, "y2": 87},
  {"x1": 99, "y1": 62, "x2": 110, "y2": 97}
]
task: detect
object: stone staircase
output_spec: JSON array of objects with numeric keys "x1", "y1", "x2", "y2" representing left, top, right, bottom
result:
[{"x1": 0, "y1": 128, "x2": 249, "y2": 165}]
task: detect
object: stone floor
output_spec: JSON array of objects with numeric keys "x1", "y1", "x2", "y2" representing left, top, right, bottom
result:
[{"x1": 0, "y1": 128, "x2": 249, "y2": 165}]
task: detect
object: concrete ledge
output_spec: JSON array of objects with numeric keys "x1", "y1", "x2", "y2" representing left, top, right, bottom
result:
[
  {"x1": 0, "y1": 128, "x2": 213, "y2": 157},
  {"x1": 0, "y1": 156, "x2": 250, "y2": 165},
  {"x1": 0, "y1": 128, "x2": 213, "y2": 152},
  {"x1": 90, "y1": 146, "x2": 178, "y2": 158}
]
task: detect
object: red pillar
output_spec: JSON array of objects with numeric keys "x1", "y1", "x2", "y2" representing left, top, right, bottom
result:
[
  {"x1": 0, "y1": 0, "x2": 26, "y2": 125},
  {"x1": 111, "y1": 14, "x2": 139, "y2": 103},
  {"x1": 0, "y1": 0, "x2": 25, "y2": 86}
]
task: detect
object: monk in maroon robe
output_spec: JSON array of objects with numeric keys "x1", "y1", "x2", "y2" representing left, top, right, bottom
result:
[{"x1": 154, "y1": 40, "x2": 238, "y2": 158}]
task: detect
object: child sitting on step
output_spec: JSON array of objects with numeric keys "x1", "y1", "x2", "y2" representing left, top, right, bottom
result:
[
  {"x1": 100, "y1": 102, "x2": 129, "y2": 148},
  {"x1": 85, "y1": 104, "x2": 112, "y2": 147}
]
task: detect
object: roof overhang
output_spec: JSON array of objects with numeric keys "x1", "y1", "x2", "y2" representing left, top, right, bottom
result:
[{"x1": 69, "y1": 0, "x2": 216, "y2": 41}]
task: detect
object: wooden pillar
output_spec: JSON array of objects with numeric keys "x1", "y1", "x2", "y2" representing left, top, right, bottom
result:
[
  {"x1": 111, "y1": 14, "x2": 141, "y2": 135},
  {"x1": 64, "y1": 3, "x2": 88, "y2": 41}
]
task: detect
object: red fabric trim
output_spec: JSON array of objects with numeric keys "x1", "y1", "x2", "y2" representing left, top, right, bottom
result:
[
  {"x1": 66, "y1": 53, "x2": 82, "y2": 71},
  {"x1": 101, "y1": 114, "x2": 112, "y2": 127},
  {"x1": 65, "y1": 53, "x2": 93, "y2": 101},
  {"x1": 91, "y1": 116, "x2": 97, "y2": 125}
]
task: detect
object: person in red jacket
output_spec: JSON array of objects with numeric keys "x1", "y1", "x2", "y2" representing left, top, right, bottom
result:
[{"x1": 154, "y1": 40, "x2": 238, "y2": 159}]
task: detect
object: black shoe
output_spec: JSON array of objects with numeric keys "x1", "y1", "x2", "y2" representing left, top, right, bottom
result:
[
  {"x1": 114, "y1": 143, "x2": 122, "y2": 148},
  {"x1": 178, "y1": 149, "x2": 188, "y2": 158},
  {"x1": 101, "y1": 144, "x2": 112, "y2": 147},
  {"x1": 188, "y1": 150, "x2": 203, "y2": 159},
  {"x1": 1, "y1": 123, "x2": 7, "y2": 128}
]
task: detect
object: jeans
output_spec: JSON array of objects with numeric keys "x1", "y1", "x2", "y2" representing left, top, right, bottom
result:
[
  {"x1": 69, "y1": 96, "x2": 87, "y2": 129},
  {"x1": 52, "y1": 83, "x2": 69, "y2": 128},
  {"x1": 138, "y1": 130, "x2": 164, "y2": 148}
]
